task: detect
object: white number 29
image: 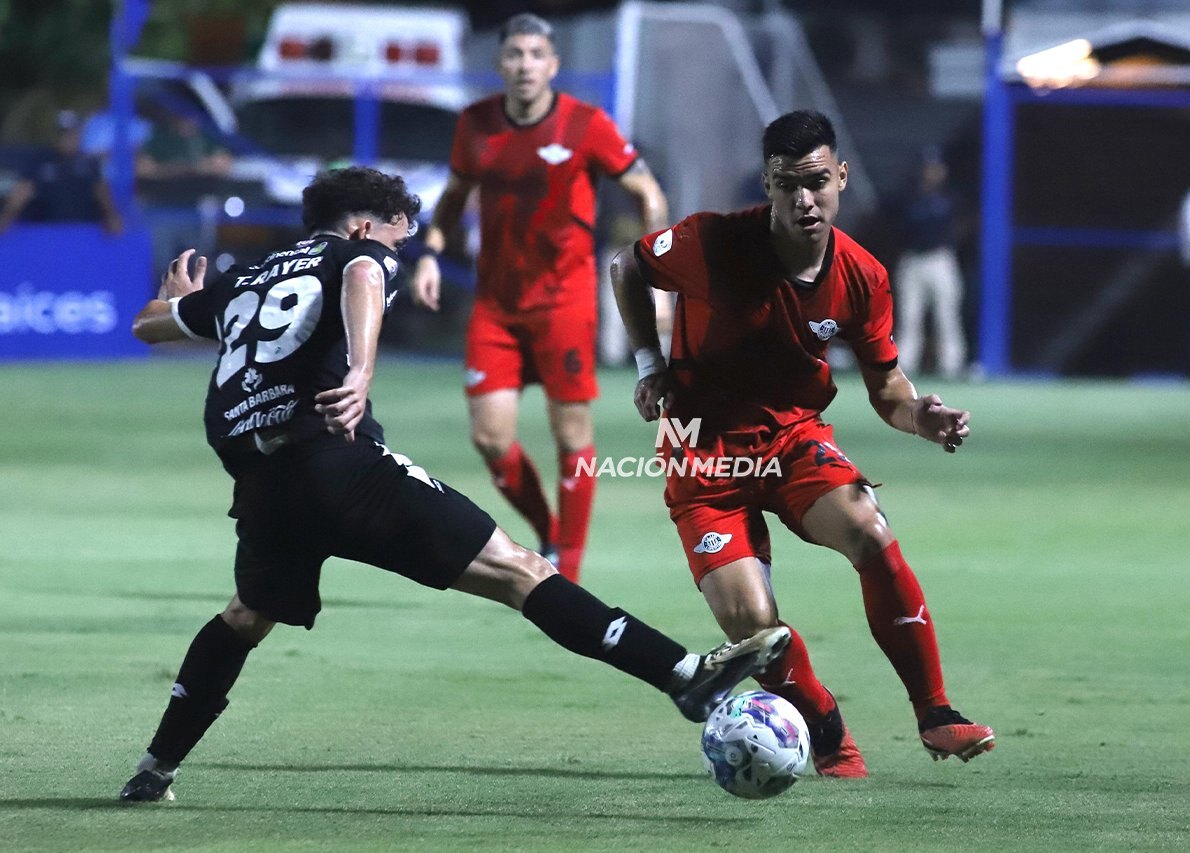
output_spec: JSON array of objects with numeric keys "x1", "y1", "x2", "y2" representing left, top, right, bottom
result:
[{"x1": 215, "y1": 275, "x2": 324, "y2": 387}]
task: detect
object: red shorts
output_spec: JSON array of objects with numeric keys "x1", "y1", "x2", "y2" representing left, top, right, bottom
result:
[
  {"x1": 464, "y1": 299, "x2": 597, "y2": 403},
  {"x1": 665, "y1": 419, "x2": 868, "y2": 586}
]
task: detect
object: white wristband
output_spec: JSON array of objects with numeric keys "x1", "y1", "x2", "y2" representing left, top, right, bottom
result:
[{"x1": 634, "y1": 346, "x2": 666, "y2": 380}]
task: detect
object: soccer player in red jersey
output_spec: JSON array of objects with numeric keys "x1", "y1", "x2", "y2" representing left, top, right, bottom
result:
[
  {"x1": 611, "y1": 111, "x2": 995, "y2": 774},
  {"x1": 410, "y1": 14, "x2": 669, "y2": 584}
]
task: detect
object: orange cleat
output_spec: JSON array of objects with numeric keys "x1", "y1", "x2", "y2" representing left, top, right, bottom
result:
[
  {"x1": 813, "y1": 727, "x2": 869, "y2": 778},
  {"x1": 918, "y1": 707, "x2": 995, "y2": 762},
  {"x1": 804, "y1": 698, "x2": 869, "y2": 778}
]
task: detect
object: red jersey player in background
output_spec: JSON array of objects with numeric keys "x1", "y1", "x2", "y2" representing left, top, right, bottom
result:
[
  {"x1": 411, "y1": 13, "x2": 669, "y2": 583},
  {"x1": 611, "y1": 110, "x2": 995, "y2": 775}
]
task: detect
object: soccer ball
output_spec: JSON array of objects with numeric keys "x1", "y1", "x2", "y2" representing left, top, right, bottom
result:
[{"x1": 701, "y1": 691, "x2": 811, "y2": 799}]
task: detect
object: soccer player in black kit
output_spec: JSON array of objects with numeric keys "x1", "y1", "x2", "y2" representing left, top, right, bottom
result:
[{"x1": 120, "y1": 167, "x2": 789, "y2": 802}]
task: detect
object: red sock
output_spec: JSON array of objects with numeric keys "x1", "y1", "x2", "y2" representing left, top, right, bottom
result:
[
  {"x1": 556, "y1": 446, "x2": 596, "y2": 583},
  {"x1": 854, "y1": 541, "x2": 949, "y2": 719},
  {"x1": 755, "y1": 621, "x2": 836, "y2": 721},
  {"x1": 484, "y1": 442, "x2": 554, "y2": 547}
]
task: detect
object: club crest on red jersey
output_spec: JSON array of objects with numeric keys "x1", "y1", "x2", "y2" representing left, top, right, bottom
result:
[
  {"x1": 808, "y1": 319, "x2": 839, "y2": 341},
  {"x1": 536, "y1": 143, "x2": 573, "y2": 165}
]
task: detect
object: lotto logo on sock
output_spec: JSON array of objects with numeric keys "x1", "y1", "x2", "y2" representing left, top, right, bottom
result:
[{"x1": 602, "y1": 616, "x2": 628, "y2": 651}]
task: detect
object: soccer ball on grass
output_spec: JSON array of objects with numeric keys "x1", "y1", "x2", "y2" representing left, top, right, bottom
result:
[{"x1": 701, "y1": 690, "x2": 810, "y2": 799}]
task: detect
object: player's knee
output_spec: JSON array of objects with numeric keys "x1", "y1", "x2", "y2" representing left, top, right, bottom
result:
[
  {"x1": 491, "y1": 545, "x2": 556, "y2": 607},
  {"x1": 716, "y1": 603, "x2": 779, "y2": 643},
  {"x1": 470, "y1": 428, "x2": 513, "y2": 461},
  {"x1": 220, "y1": 599, "x2": 274, "y2": 643}
]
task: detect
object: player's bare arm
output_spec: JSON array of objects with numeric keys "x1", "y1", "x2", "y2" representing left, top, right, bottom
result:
[
  {"x1": 131, "y1": 249, "x2": 207, "y2": 344},
  {"x1": 859, "y1": 361, "x2": 970, "y2": 453},
  {"x1": 616, "y1": 159, "x2": 674, "y2": 333},
  {"x1": 314, "y1": 259, "x2": 385, "y2": 441},
  {"x1": 410, "y1": 171, "x2": 475, "y2": 311},
  {"x1": 617, "y1": 159, "x2": 669, "y2": 235},
  {"x1": 610, "y1": 247, "x2": 671, "y2": 421}
]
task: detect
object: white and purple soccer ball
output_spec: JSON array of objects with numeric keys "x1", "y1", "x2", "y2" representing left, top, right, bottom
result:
[{"x1": 701, "y1": 690, "x2": 811, "y2": 799}]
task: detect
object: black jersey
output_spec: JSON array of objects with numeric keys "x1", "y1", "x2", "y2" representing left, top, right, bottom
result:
[{"x1": 173, "y1": 235, "x2": 401, "y2": 455}]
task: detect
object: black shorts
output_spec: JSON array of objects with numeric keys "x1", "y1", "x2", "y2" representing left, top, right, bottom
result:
[{"x1": 227, "y1": 437, "x2": 497, "y2": 629}]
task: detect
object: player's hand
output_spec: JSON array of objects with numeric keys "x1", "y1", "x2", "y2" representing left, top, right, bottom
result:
[
  {"x1": 410, "y1": 255, "x2": 441, "y2": 312},
  {"x1": 634, "y1": 371, "x2": 673, "y2": 422},
  {"x1": 911, "y1": 394, "x2": 970, "y2": 453},
  {"x1": 314, "y1": 369, "x2": 370, "y2": 441},
  {"x1": 158, "y1": 249, "x2": 206, "y2": 301}
]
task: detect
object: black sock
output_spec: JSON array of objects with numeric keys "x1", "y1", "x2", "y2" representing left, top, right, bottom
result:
[
  {"x1": 147, "y1": 615, "x2": 257, "y2": 765},
  {"x1": 521, "y1": 574, "x2": 686, "y2": 691}
]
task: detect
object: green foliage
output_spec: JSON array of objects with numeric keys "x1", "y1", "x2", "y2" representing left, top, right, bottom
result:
[
  {"x1": 0, "y1": 0, "x2": 113, "y2": 92},
  {"x1": 1, "y1": 362, "x2": 1188, "y2": 850}
]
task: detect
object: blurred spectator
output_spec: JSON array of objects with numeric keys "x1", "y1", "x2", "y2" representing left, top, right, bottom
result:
[
  {"x1": 0, "y1": 110, "x2": 123, "y2": 235},
  {"x1": 893, "y1": 146, "x2": 966, "y2": 379},
  {"x1": 81, "y1": 108, "x2": 153, "y2": 158},
  {"x1": 136, "y1": 114, "x2": 231, "y2": 180}
]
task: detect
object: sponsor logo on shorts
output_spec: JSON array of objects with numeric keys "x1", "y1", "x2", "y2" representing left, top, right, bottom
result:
[
  {"x1": 808, "y1": 318, "x2": 839, "y2": 341},
  {"x1": 693, "y1": 531, "x2": 733, "y2": 555},
  {"x1": 464, "y1": 367, "x2": 487, "y2": 388},
  {"x1": 537, "y1": 143, "x2": 573, "y2": 165},
  {"x1": 653, "y1": 229, "x2": 673, "y2": 257}
]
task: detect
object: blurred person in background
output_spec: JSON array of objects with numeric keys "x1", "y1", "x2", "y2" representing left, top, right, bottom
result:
[
  {"x1": 136, "y1": 113, "x2": 232, "y2": 181},
  {"x1": 0, "y1": 110, "x2": 122, "y2": 235},
  {"x1": 893, "y1": 146, "x2": 967, "y2": 379},
  {"x1": 410, "y1": 13, "x2": 669, "y2": 583},
  {"x1": 612, "y1": 110, "x2": 995, "y2": 775}
]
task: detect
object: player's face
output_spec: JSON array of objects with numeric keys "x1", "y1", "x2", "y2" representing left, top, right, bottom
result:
[
  {"x1": 498, "y1": 34, "x2": 559, "y2": 104},
  {"x1": 369, "y1": 213, "x2": 412, "y2": 252},
  {"x1": 762, "y1": 146, "x2": 848, "y2": 243}
]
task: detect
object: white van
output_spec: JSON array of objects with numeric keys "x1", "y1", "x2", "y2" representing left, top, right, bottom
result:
[{"x1": 226, "y1": 3, "x2": 470, "y2": 208}]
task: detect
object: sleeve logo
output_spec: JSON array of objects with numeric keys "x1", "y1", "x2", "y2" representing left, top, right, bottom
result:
[{"x1": 653, "y1": 228, "x2": 673, "y2": 257}]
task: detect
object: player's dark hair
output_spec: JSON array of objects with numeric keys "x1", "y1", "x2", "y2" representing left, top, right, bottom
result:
[
  {"x1": 763, "y1": 110, "x2": 837, "y2": 161},
  {"x1": 301, "y1": 166, "x2": 421, "y2": 234},
  {"x1": 499, "y1": 12, "x2": 554, "y2": 45}
]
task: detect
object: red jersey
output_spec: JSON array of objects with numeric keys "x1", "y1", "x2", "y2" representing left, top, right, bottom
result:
[
  {"x1": 636, "y1": 206, "x2": 898, "y2": 457},
  {"x1": 450, "y1": 92, "x2": 638, "y2": 312}
]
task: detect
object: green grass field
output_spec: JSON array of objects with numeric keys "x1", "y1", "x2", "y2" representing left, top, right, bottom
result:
[{"x1": 1, "y1": 358, "x2": 1188, "y2": 851}]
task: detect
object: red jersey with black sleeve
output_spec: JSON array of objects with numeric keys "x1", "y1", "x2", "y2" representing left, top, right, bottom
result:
[
  {"x1": 450, "y1": 92, "x2": 638, "y2": 312},
  {"x1": 634, "y1": 206, "x2": 898, "y2": 457}
]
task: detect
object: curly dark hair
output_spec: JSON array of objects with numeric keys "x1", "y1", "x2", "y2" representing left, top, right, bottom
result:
[
  {"x1": 301, "y1": 166, "x2": 422, "y2": 233},
  {"x1": 762, "y1": 110, "x2": 837, "y2": 162}
]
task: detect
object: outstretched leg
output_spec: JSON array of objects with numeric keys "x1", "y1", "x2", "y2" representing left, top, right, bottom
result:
[{"x1": 451, "y1": 527, "x2": 789, "y2": 722}]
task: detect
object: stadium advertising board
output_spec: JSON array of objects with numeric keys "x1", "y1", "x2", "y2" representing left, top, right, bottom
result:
[{"x1": 0, "y1": 224, "x2": 151, "y2": 359}]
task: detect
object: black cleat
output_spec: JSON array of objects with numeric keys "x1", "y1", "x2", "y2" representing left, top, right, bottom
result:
[
  {"x1": 671, "y1": 627, "x2": 791, "y2": 722},
  {"x1": 119, "y1": 756, "x2": 177, "y2": 803}
]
